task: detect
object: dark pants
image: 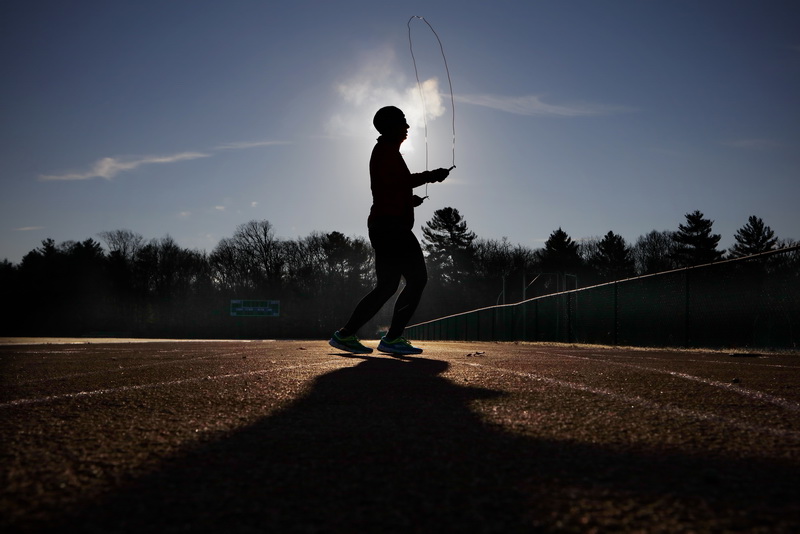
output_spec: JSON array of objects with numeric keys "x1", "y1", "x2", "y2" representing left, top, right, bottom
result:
[{"x1": 342, "y1": 223, "x2": 428, "y2": 339}]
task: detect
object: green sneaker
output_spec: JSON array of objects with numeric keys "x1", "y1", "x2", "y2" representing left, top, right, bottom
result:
[
  {"x1": 378, "y1": 336, "x2": 423, "y2": 355},
  {"x1": 329, "y1": 331, "x2": 373, "y2": 354}
]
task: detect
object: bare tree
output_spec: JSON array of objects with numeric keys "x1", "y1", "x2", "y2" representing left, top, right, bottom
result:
[
  {"x1": 232, "y1": 220, "x2": 286, "y2": 288},
  {"x1": 98, "y1": 229, "x2": 145, "y2": 261},
  {"x1": 210, "y1": 236, "x2": 251, "y2": 291},
  {"x1": 633, "y1": 230, "x2": 677, "y2": 275}
]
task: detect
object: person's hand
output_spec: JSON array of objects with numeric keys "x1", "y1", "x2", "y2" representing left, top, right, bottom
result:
[
  {"x1": 412, "y1": 194, "x2": 426, "y2": 207},
  {"x1": 429, "y1": 167, "x2": 450, "y2": 183}
]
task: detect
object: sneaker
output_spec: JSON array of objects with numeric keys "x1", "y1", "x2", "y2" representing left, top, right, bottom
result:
[
  {"x1": 329, "y1": 331, "x2": 373, "y2": 354},
  {"x1": 378, "y1": 336, "x2": 423, "y2": 355}
]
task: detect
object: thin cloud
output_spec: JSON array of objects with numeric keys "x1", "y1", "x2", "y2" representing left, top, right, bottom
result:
[
  {"x1": 455, "y1": 93, "x2": 634, "y2": 117},
  {"x1": 39, "y1": 152, "x2": 210, "y2": 181},
  {"x1": 14, "y1": 226, "x2": 45, "y2": 231},
  {"x1": 39, "y1": 139, "x2": 286, "y2": 182}
]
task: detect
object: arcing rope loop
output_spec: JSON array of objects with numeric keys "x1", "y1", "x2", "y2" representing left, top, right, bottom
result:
[{"x1": 407, "y1": 16, "x2": 456, "y2": 173}]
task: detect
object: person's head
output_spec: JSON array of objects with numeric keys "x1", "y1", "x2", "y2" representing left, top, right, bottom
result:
[{"x1": 373, "y1": 106, "x2": 409, "y2": 141}]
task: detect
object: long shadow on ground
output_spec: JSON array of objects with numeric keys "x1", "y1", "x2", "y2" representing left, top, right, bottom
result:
[{"x1": 44, "y1": 355, "x2": 799, "y2": 532}]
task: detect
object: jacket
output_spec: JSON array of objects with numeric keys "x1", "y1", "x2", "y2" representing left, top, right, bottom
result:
[{"x1": 368, "y1": 136, "x2": 432, "y2": 230}]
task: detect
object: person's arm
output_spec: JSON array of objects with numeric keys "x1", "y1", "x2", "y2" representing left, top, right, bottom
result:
[{"x1": 410, "y1": 167, "x2": 450, "y2": 188}]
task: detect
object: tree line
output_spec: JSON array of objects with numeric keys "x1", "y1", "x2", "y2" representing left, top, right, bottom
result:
[{"x1": 1, "y1": 210, "x2": 796, "y2": 339}]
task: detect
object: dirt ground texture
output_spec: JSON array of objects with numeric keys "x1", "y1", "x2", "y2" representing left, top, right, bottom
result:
[{"x1": 1, "y1": 338, "x2": 799, "y2": 533}]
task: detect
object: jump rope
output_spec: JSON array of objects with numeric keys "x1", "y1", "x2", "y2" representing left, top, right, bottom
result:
[{"x1": 407, "y1": 16, "x2": 456, "y2": 200}]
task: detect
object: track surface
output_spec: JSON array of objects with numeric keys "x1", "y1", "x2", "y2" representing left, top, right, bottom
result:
[{"x1": 2, "y1": 339, "x2": 799, "y2": 533}]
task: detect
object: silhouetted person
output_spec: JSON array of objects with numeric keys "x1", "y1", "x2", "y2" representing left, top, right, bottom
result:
[{"x1": 329, "y1": 106, "x2": 450, "y2": 355}]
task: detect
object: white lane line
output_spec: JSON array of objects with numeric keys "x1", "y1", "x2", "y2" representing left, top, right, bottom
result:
[
  {"x1": 457, "y1": 361, "x2": 800, "y2": 440},
  {"x1": 560, "y1": 353, "x2": 800, "y2": 413},
  {"x1": 626, "y1": 355, "x2": 800, "y2": 370},
  {"x1": 520, "y1": 348, "x2": 800, "y2": 370},
  {"x1": 0, "y1": 359, "x2": 344, "y2": 409}
]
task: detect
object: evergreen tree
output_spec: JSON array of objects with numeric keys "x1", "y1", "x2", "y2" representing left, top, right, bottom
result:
[
  {"x1": 672, "y1": 210, "x2": 724, "y2": 267},
  {"x1": 421, "y1": 207, "x2": 476, "y2": 285},
  {"x1": 590, "y1": 231, "x2": 636, "y2": 282},
  {"x1": 729, "y1": 215, "x2": 778, "y2": 258},
  {"x1": 537, "y1": 227, "x2": 582, "y2": 275}
]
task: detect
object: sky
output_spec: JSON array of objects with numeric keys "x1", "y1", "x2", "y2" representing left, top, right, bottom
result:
[{"x1": 2, "y1": 0, "x2": 799, "y2": 264}]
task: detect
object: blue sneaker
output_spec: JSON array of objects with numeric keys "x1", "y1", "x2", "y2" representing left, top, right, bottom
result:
[
  {"x1": 329, "y1": 331, "x2": 373, "y2": 354},
  {"x1": 378, "y1": 336, "x2": 423, "y2": 355}
]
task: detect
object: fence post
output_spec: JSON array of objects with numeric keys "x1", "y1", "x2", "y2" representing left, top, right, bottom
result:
[
  {"x1": 567, "y1": 292, "x2": 573, "y2": 343},
  {"x1": 613, "y1": 281, "x2": 619, "y2": 346},
  {"x1": 685, "y1": 268, "x2": 691, "y2": 348}
]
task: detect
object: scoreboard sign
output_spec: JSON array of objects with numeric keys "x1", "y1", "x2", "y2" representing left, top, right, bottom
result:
[{"x1": 230, "y1": 299, "x2": 280, "y2": 317}]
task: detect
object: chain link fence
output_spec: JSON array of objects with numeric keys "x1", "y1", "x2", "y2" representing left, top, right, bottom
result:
[{"x1": 406, "y1": 246, "x2": 800, "y2": 350}]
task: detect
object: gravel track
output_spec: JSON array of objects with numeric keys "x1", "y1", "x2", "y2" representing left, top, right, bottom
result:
[{"x1": 2, "y1": 339, "x2": 799, "y2": 533}]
